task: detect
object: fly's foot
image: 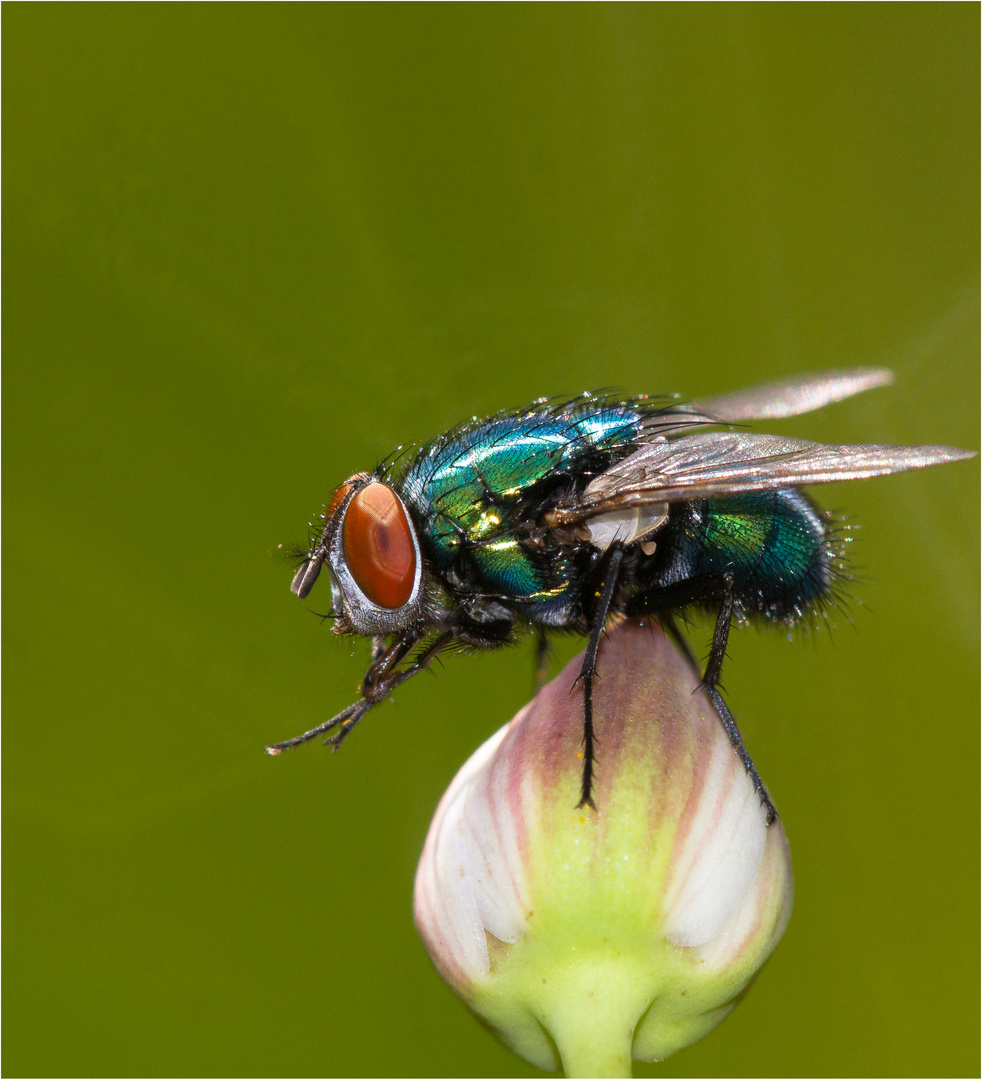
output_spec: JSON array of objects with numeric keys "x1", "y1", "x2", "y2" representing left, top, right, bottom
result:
[
  {"x1": 324, "y1": 719, "x2": 356, "y2": 751},
  {"x1": 265, "y1": 701, "x2": 363, "y2": 755},
  {"x1": 739, "y1": 777, "x2": 779, "y2": 826},
  {"x1": 575, "y1": 791, "x2": 597, "y2": 812}
]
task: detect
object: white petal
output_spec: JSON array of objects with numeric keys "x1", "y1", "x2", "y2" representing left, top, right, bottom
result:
[
  {"x1": 415, "y1": 718, "x2": 530, "y2": 981},
  {"x1": 662, "y1": 734, "x2": 768, "y2": 947},
  {"x1": 460, "y1": 754, "x2": 527, "y2": 944},
  {"x1": 691, "y1": 823, "x2": 792, "y2": 968}
]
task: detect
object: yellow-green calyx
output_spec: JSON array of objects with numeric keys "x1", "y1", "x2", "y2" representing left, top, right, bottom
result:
[{"x1": 414, "y1": 622, "x2": 793, "y2": 1078}]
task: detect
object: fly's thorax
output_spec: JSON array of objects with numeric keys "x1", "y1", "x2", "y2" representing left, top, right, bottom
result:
[
  {"x1": 290, "y1": 473, "x2": 426, "y2": 635},
  {"x1": 398, "y1": 398, "x2": 648, "y2": 602}
]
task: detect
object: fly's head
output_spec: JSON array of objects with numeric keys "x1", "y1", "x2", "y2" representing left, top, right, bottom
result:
[{"x1": 291, "y1": 473, "x2": 425, "y2": 636}]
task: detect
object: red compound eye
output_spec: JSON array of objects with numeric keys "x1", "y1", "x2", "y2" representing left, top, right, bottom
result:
[
  {"x1": 343, "y1": 483, "x2": 416, "y2": 609},
  {"x1": 325, "y1": 479, "x2": 358, "y2": 521}
]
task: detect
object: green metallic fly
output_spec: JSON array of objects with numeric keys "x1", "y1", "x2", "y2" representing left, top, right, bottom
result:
[{"x1": 267, "y1": 369, "x2": 973, "y2": 821}]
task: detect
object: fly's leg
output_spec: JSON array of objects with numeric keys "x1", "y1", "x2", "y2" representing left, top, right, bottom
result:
[
  {"x1": 362, "y1": 630, "x2": 419, "y2": 689},
  {"x1": 533, "y1": 626, "x2": 551, "y2": 694},
  {"x1": 699, "y1": 580, "x2": 776, "y2": 825},
  {"x1": 328, "y1": 631, "x2": 455, "y2": 750},
  {"x1": 265, "y1": 699, "x2": 368, "y2": 755},
  {"x1": 574, "y1": 542, "x2": 625, "y2": 811},
  {"x1": 264, "y1": 630, "x2": 441, "y2": 756},
  {"x1": 628, "y1": 574, "x2": 776, "y2": 825},
  {"x1": 662, "y1": 613, "x2": 700, "y2": 676},
  {"x1": 701, "y1": 685, "x2": 775, "y2": 824}
]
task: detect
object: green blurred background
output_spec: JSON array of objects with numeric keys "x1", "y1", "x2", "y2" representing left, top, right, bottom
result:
[{"x1": 5, "y1": 6, "x2": 978, "y2": 1077}]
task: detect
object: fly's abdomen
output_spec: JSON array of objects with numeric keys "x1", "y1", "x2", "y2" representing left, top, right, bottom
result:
[{"x1": 660, "y1": 490, "x2": 833, "y2": 620}]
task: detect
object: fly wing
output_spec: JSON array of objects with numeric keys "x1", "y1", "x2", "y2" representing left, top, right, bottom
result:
[
  {"x1": 688, "y1": 367, "x2": 894, "y2": 423},
  {"x1": 548, "y1": 431, "x2": 975, "y2": 524},
  {"x1": 639, "y1": 367, "x2": 895, "y2": 439}
]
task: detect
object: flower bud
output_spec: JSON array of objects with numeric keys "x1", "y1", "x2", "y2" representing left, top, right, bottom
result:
[{"x1": 414, "y1": 622, "x2": 792, "y2": 1077}]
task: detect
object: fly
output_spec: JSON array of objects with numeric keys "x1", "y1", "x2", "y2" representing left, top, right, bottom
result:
[{"x1": 267, "y1": 369, "x2": 974, "y2": 822}]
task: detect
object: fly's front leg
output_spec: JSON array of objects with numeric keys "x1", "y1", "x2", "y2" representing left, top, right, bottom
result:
[
  {"x1": 265, "y1": 699, "x2": 369, "y2": 755},
  {"x1": 575, "y1": 543, "x2": 625, "y2": 811},
  {"x1": 264, "y1": 630, "x2": 421, "y2": 756},
  {"x1": 360, "y1": 631, "x2": 453, "y2": 706},
  {"x1": 363, "y1": 630, "x2": 418, "y2": 689},
  {"x1": 326, "y1": 631, "x2": 457, "y2": 750}
]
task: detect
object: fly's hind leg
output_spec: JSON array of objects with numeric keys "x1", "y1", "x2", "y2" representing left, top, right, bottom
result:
[
  {"x1": 574, "y1": 542, "x2": 625, "y2": 811},
  {"x1": 629, "y1": 574, "x2": 776, "y2": 825},
  {"x1": 700, "y1": 581, "x2": 776, "y2": 825},
  {"x1": 533, "y1": 626, "x2": 551, "y2": 694},
  {"x1": 662, "y1": 613, "x2": 701, "y2": 676}
]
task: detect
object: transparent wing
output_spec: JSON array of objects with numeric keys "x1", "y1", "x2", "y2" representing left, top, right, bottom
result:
[
  {"x1": 688, "y1": 367, "x2": 894, "y2": 423},
  {"x1": 548, "y1": 431, "x2": 975, "y2": 525},
  {"x1": 640, "y1": 367, "x2": 895, "y2": 439}
]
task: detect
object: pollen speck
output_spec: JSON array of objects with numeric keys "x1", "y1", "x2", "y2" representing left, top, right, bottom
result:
[{"x1": 577, "y1": 751, "x2": 584, "y2": 759}]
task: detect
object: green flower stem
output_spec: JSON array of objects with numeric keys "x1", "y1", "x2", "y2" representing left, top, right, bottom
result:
[{"x1": 530, "y1": 958, "x2": 654, "y2": 1079}]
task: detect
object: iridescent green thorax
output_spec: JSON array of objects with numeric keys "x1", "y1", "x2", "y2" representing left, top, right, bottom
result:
[{"x1": 400, "y1": 398, "x2": 644, "y2": 602}]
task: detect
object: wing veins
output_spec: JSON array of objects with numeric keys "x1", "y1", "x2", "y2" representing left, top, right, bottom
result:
[{"x1": 548, "y1": 432, "x2": 974, "y2": 524}]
